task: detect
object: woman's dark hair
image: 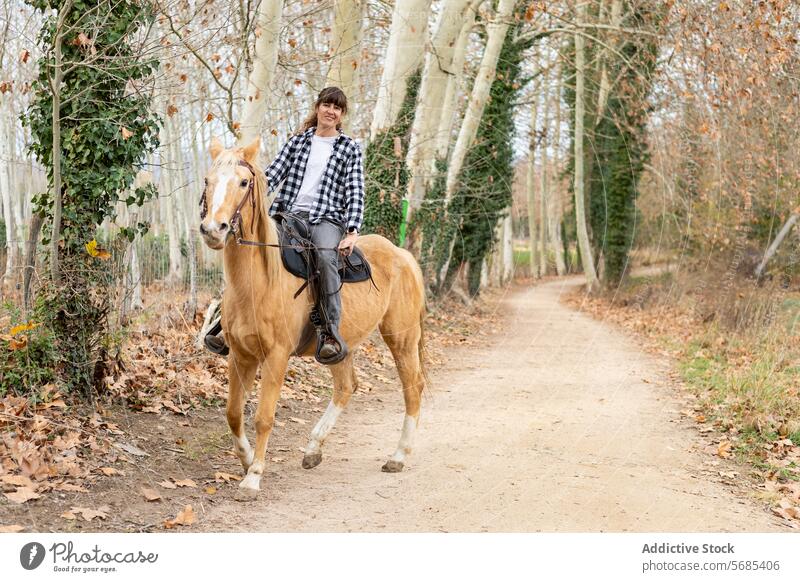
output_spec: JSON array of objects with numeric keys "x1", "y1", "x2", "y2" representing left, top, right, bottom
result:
[{"x1": 299, "y1": 87, "x2": 348, "y2": 133}]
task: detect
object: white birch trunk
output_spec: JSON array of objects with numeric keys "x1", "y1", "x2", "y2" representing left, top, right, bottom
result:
[
  {"x1": 236, "y1": 0, "x2": 284, "y2": 147},
  {"x1": 526, "y1": 75, "x2": 540, "y2": 279},
  {"x1": 574, "y1": 1, "x2": 599, "y2": 290},
  {"x1": 0, "y1": 109, "x2": 17, "y2": 292},
  {"x1": 595, "y1": 0, "x2": 623, "y2": 124},
  {"x1": 369, "y1": 0, "x2": 431, "y2": 140},
  {"x1": 538, "y1": 66, "x2": 552, "y2": 277},
  {"x1": 501, "y1": 210, "x2": 513, "y2": 284},
  {"x1": 443, "y1": 0, "x2": 516, "y2": 205},
  {"x1": 325, "y1": 0, "x2": 363, "y2": 127},
  {"x1": 434, "y1": 0, "x2": 479, "y2": 158},
  {"x1": 162, "y1": 115, "x2": 183, "y2": 285},
  {"x1": 755, "y1": 212, "x2": 800, "y2": 279},
  {"x1": 405, "y1": 0, "x2": 473, "y2": 218},
  {"x1": 551, "y1": 65, "x2": 567, "y2": 276}
]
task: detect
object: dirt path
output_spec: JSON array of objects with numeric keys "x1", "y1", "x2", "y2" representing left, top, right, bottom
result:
[{"x1": 197, "y1": 277, "x2": 786, "y2": 532}]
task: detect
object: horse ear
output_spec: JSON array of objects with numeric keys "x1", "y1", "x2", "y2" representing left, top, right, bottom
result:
[
  {"x1": 242, "y1": 137, "x2": 260, "y2": 164},
  {"x1": 209, "y1": 137, "x2": 224, "y2": 161}
]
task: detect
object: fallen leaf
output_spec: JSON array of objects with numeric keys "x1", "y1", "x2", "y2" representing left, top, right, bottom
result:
[
  {"x1": 717, "y1": 440, "x2": 732, "y2": 459},
  {"x1": 0, "y1": 525, "x2": 25, "y2": 532},
  {"x1": 141, "y1": 488, "x2": 161, "y2": 502},
  {"x1": 69, "y1": 506, "x2": 109, "y2": 522},
  {"x1": 204, "y1": 486, "x2": 217, "y2": 495},
  {"x1": 99, "y1": 467, "x2": 123, "y2": 476},
  {"x1": 289, "y1": 417, "x2": 306, "y2": 425},
  {"x1": 158, "y1": 480, "x2": 177, "y2": 489},
  {"x1": 4, "y1": 487, "x2": 41, "y2": 504},
  {"x1": 164, "y1": 505, "x2": 195, "y2": 528},
  {"x1": 214, "y1": 472, "x2": 241, "y2": 483},
  {"x1": 173, "y1": 479, "x2": 197, "y2": 488},
  {"x1": 61, "y1": 511, "x2": 77, "y2": 520},
  {"x1": 114, "y1": 442, "x2": 149, "y2": 457},
  {"x1": 1, "y1": 475, "x2": 34, "y2": 488}
]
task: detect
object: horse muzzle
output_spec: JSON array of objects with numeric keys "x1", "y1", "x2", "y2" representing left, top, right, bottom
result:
[{"x1": 199, "y1": 221, "x2": 230, "y2": 250}]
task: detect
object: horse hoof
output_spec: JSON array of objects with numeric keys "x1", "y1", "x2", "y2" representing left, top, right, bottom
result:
[
  {"x1": 381, "y1": 460, "x2": 404, "y2": 473},
  {"x1": 234, "y1": 487, "x2": 259, "y2": 502},
  {"x1": 302, "y1": 452, "x2": 323, "y2": 469}
]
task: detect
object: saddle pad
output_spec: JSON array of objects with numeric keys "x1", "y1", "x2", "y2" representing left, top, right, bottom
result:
[{"x1": 276, "y1": 221, "x2": 372, "y2": 284}]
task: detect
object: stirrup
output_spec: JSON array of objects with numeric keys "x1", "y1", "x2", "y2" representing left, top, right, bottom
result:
[
  {"x1": 203, "y1": 319, "x2": 229, "y2": 356},
  {"x1": 314, "y1": 327, "x2": 348, "y2": 365}
]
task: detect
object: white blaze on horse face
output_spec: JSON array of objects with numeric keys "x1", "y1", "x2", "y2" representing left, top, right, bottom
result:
[{"x1": 210, "y1": 169, "x2": 235, "y2": 222}]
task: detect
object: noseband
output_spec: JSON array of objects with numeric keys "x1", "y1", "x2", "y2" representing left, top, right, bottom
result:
[{"x1": 199, "y1": 159, "x2": 257, "y2": 239}]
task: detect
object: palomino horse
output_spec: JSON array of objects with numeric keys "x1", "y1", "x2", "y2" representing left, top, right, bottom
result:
[{"x1": 198, "y1": 138, "x2": 427, "y2": 501}]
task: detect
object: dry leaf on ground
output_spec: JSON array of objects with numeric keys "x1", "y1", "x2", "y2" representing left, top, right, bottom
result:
[
  {"x1": 64, "y1": 506, "x2": 110, "y2": 522},
  {"x1": 164, "y1": 505, "x2": 195, "y2": 528},
  {"x1": 141, "y1": 488, "x2": 161, "y2": 502},
  {"x1": 214, "y1": 472, "x2": 241, "y2": 483},
  {"x1": 173, "y1": 478, "x2": 196, "y2": 488},
  {"x1": 0, "y1": 525, "x2": 25, "y2": 533},
  {"x1": 4, "y1": 487, "x2": 41, "y2": 504}
]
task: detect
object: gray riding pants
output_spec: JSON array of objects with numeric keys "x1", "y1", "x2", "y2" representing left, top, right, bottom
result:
[{"x1": 291, "y1": 211, "x2": 345, "y2": 328}]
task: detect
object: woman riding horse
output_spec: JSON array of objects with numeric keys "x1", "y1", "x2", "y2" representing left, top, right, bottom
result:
[
  {"x1": 209, "y1": 86, "x2": 364, "y2": 364},
  {"x1": 266, "y1": 86, "x2": 363, "y2": 364}
]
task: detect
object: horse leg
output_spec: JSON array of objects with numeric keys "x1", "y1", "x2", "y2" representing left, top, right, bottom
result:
[
  {"x1": 227, "y1": 354, "x2": 258, "y2": 472},
  {"x1": 302, "y1": 354, "x2": 356, "y2": 469},
  {"x1": 380, "y1": 328, "x2": 424, "y2": 473},
  {"x1": 236, "y1": 349, "x2": 289, "y2": 502}
]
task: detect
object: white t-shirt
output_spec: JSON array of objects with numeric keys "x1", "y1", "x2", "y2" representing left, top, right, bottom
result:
[{"x1": 291, "y1": 134, "x2": 337, "y2": 212}]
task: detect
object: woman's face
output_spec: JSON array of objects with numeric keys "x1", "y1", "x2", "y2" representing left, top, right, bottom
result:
[{"x1": 317, "y1": 101, "x2": 343, "y2": 130}]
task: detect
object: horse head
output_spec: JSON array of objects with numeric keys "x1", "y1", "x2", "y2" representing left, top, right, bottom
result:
[{"x1": 199, "y1": 137, "x2": 261, "y2": 250}]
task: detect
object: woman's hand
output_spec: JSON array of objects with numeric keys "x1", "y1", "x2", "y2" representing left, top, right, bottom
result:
[{"x1": 338, "y1": 231, "x2": 358, "y2": 257}]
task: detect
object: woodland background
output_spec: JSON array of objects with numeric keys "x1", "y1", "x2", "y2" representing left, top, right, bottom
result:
[{"x1": 1, "y1": 0, "x2": 800, "y2": 525}]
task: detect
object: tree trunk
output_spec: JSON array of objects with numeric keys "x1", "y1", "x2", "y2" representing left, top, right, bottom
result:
[
  {"x1": 443, "y1": 0, "x2": 516, "y2": 206},
  {"x1": 236, "y1": 0, "x2": 284, "y2": 147},
  {"x1": 551, "y1": 63, "x2": 567, "y2": 276},
  {"x1": 325, "y1": 0, "x2": 364, "y2": 129},
  {"x1": 526, "y1": 71, "x2": 540, "y2": 279},
  {"x1": 50, "y1": 4, "x2": 72, "y2": 284},
  {"x1": 162, "y1": 115, "x2": 183, "y2": 285},
  {"x1": 755, "y1": 211, "x2": 799, "y2": 280},
  {"x1": 369, "y1": 0, "x2": 431, "y2": 141},
  {"x1": 538, "y1": 64, "x2": 552, "y2": 277},
  {"x1": 0, "y1": 110, "x2": 17, "y2": 294},
  {"x1": 574, "y1": 1, "x2": 599, "y2": 291},
  {"x1": 405, "y1": 0, "x2": 473, "y2": 221},
  {"x1": 434, "y1": 0, "x2": 480, "y2": 159}
]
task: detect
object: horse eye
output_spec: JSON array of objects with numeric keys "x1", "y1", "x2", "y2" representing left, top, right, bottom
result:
[{"x1": 240, "y1": 179, "x2": 249, "y2": 188}]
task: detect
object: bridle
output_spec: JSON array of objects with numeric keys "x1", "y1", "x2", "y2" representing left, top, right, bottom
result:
[{"x1": 199, "y1": 159, "x2": 258, "y2": 242}]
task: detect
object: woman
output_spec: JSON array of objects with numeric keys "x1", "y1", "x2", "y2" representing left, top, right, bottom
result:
[{"x1": 265, "y1": 86, "x2": 365, "y2": 363}]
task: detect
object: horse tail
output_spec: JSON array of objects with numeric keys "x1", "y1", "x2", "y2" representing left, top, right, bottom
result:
[{"x1": 414, "y1": 263, "x2": 430, "y2": 394}]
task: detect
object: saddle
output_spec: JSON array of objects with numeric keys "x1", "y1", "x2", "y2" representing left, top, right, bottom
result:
[
  {"x1": 276, "y1": 214, "x2": 373, "y2": 288},
  {"x1": 277, "y1": 213, "x2": 376, "y2": 364}
]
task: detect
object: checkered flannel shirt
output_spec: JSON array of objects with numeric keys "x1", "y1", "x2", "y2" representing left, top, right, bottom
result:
[{"x1": 266, "y1": 126, "x2": 365, "y2": 231}]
